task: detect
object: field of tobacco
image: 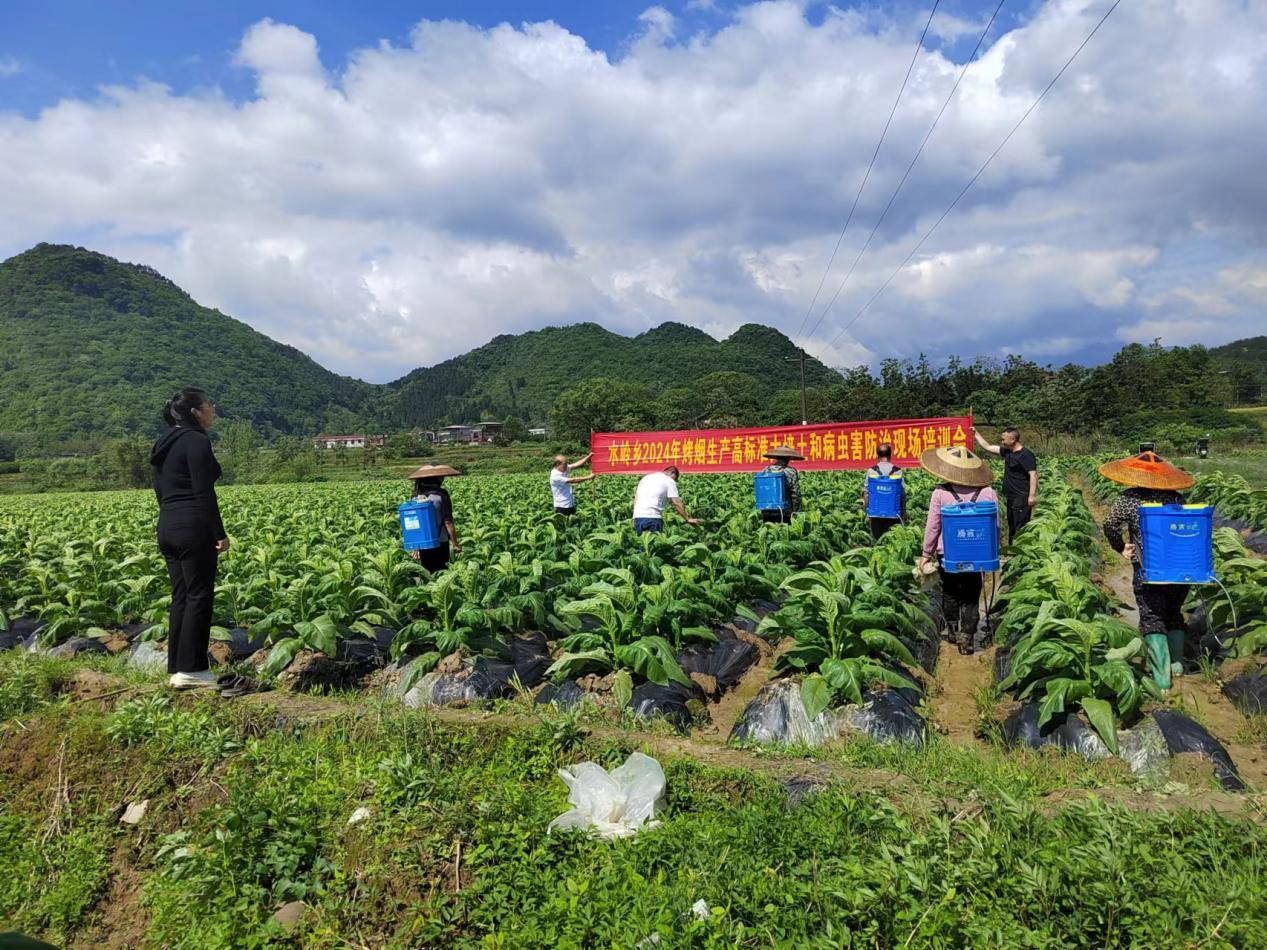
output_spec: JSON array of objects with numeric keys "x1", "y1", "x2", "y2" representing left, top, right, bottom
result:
[
  {"x1": 2, "y1": 465, "x2": 1267, "y2": 945},
  {"x1": 1, "y1": 464, "x2": 1264, "y2": 747},
  {"x1": 0, "y1": 471, "x2": 942, "y2": 732}
]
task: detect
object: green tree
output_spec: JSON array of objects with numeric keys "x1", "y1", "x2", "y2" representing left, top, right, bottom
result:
[
  {"x1": 97, "y1": 436, "x2": 151, "y2": 488},
  {"x1": 549, "y1": 378, "x2": 656, "y2": 444},
  {"x1": 383, "y1": 432, "x2": 422, "y2": 459},
  {"x1": 216, "y1": 420, "x2": 260, "y2": 484},
  {"x1": 496, "y1": 417, "x2": 529, "y2": 445}
]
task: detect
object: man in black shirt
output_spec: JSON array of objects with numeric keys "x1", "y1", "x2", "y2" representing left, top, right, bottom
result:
[{"x1": 974, "y1": 426, "x2": 1037, "y2": 540}]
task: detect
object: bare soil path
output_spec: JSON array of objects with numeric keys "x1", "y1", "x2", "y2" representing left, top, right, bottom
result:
[{"x1": 928, "y1": 641, "x2": 992, "y2": 745}]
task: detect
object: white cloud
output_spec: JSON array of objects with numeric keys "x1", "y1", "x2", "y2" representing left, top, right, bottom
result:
[
  {"x1": 0, "y1": 56, "x2": 20, "y2": 77},
  {"x1": 1, "y1": 0, "x2": 1265, "y2": 381}
]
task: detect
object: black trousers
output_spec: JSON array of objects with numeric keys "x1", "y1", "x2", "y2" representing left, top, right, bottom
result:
[
  {"x1": 1004, "y1": 494, "x2": 1032, "y2": 541},
  {"x1": 415, "y1": 542, "x2": 451, "y2": 573},
  {"x1": 554, "y1": 506, "x2": 576, "y2": 517},
  {"x1": 939, "y1": 568, "x2": 982, "y2": 640},
  {"x1": 760, "y1": 509, "x2": 792, "y2": 524},
  {"x1": 869, "y1": 517, "x2": 901, "y2": 540},
  {"x1": 1132, "y1": 567, "x2": 1187, "y2": 637},
  {"x1": 158, "y1": 522, "x2": 218, "y2": 674}
]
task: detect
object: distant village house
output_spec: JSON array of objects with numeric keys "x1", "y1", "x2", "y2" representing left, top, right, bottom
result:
[
  {"x1": 433, "y1": 423, "x2": 504, "y2": 444},
  {"x1": 313, "y1": 434, "x2": 386, "y2": 450}
]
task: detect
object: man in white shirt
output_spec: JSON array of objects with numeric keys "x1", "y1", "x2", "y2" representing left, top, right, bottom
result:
[
  {"x1": 632, "y1": 465, "x2": 699, "y2": 534},
  {"x1": 550, "y1": 453, "x2": 594, "y2": 515}
]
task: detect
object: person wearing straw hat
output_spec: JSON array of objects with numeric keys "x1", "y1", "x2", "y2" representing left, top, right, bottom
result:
[
  {"x1": 1100, "y1": 451, "x2": 1196, "y2": 689},
  {"x1": 406, "y1": 464, "x2": 462, "y2": 572},
  {"x1": 915, "y1": 446, "x2": 999, "y2": 655},
  {"x1": 759, "y1": 445, "x2": 805, "y2": 523}
]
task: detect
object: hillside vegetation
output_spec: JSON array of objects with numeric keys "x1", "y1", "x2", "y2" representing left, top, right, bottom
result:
[
  {"x1": 382, "y1": 321, "x2": 839, "y2": 430},
  {"x1": 0, "y1": 243, "x2": 1262, "y2": 457},
  {"x1": 0, "y1": 245, "x2": 836, "y2": 449},
  {"x1": 0, "y1": 245, "x2": 373, "y2": 445}
]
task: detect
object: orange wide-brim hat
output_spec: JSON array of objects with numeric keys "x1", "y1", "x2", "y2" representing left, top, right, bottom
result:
[{"x1": 1097, "y1": 452, "x2": 1194, "y2": 491}]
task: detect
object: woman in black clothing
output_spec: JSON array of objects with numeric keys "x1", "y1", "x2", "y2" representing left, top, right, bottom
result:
[{"x1": 151, "y1": 389, "x2": 229, "y2": 689}]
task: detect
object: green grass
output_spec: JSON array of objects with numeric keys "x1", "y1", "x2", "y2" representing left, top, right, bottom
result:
[
  {"x1": 1179, "y1": 449, "x2": 1267, "y2": 488},
  {"x1": 3, "y1": 652, "x2": 1266, "y2": 947}
]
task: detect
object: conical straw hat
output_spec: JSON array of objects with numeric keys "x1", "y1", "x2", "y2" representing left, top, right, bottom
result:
[
  {"x1": 918, "y1": 445, "x2": 994, "y2": 488},
  {"x1": 763, "y1": 444, "x2": 806, "y2": 461},
  {"x1": 406, "y1": 464, "x2": 462, "y2": 479},
  {"x1": 1098, "y1": 452, "x2": 1193, "y2": 491}
]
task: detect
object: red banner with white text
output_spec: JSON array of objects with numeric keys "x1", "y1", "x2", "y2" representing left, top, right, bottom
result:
[{"x1": 592, "y1": 416, "x2": 972, "y2": 474}]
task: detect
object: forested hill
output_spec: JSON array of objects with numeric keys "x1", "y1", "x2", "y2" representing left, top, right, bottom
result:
[
  {"x1": 1212, "y1": 336, "x2": 1267, "y2": 397},
  {"x1": 380, "y1": 321, "x2": 840, "y2": 429},
  {"x1": 0, "y1": 244, "x2": 374, "y2": 444},
  {"x1": 0, "y1": 243, "x2": 837, "y2": 446}
]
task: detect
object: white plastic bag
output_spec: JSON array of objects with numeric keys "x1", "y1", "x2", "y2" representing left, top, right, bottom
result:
[{"x1": 548, "y1": 752, "x2": 666, "y2": 839}]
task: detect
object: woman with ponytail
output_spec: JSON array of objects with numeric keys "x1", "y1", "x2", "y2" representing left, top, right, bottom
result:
[{"x1": 150, "y1": 389, "x2": 229, "y2": 689}]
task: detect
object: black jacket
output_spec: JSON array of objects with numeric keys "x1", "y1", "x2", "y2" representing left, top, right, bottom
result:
[{"x1": 150, "y1": 426, "x2": 226, "y2": 540}]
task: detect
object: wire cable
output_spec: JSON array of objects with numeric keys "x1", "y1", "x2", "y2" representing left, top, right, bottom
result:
[
  {"x1": 792, "y1": 1, "x2": 941, "y2": 346},
  {"x1": 815, "y1": 0, "x2": 1125, "y2": 362},
  {"x1": 802, "y1": 0, "x2": 1005, "y2": 345}
]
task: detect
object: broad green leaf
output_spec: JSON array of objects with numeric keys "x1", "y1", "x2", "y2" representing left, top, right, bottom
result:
[
  {"x1": 858, "y1": 628, "x2": 916, "y2": 666},
  {"x1": 800, "y1": 674, "x2": 831, "y2": 720},
  {"x1": 399, "y1": 652, "x2": 442, "y2": 695},
  {"x1": 612, "y1": 669, "x2": 633, "y2": 710},
  {"x1": 1104, "y1": 638, "x2": 1142, "y2": 662},
  {"x1": 261, "y1": 637, "x2": 301, "y2": 678},
  {"x1": 1079, "y1": 696, "x2": 1118, "y2": 755},
  {"x1": 546, "y1": 649, "x2": 612, "y2": 681},
  {"x1": 820, "y1": 658, "x2": 863, "y2": 707}
]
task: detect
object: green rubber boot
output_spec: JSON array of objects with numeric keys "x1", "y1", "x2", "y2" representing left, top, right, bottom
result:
[
  {"x1": 1145, "y1": 633, "x2": 1171, "y2": 690},
  {"x1": 1166, "y1": 629, "x2": 1185, "y2": 677}
]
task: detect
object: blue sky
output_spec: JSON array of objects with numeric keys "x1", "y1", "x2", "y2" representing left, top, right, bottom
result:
[
  {"x1": 1, "y1": 0, "x2": 1023, "y2": 116},
  {"x1": 1, "y1": 1, "x2": 1264, "y2": 381}
]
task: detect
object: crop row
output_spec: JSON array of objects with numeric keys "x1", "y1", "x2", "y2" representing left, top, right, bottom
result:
[
  {"x1": 0, "y1": 472, "x2": 944, "y2": 725},
  {"x1": 993, "y1": 469, "x2": 1159, "y2": 753}
]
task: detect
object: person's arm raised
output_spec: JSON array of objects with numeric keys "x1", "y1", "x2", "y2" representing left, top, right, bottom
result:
[
  {"x1": 972, "y1": 427, "x2": 1000, "y2": 456},
  {"x1": 567, "y1": 453, "x2": 593, "y2": 471}
]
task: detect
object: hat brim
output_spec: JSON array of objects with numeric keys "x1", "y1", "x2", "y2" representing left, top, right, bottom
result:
[
  {"x1": 1098, "y1": 457, "x2": 1193, "y2": 491},
  {"x1": 406, "y1": 465, "x2": 462, "y2": 479},
  {"x1": 763, "y1": 450, "x2": 806, "y2": 461},
  {"x1": 918, "y1": 447, "x2": 994, "y2": 488}
]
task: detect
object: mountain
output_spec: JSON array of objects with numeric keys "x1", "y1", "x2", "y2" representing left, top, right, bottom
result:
[
  {"x1": 0, "y1": 244, "x2": 839, "y2": 445},
  {"x1": 381, "y1": 320, "x2": 840, "y2": 428},
  {"x1": 0, "y1": 244, "x2": 374, "y2": 444},
  {"x1": 1212, "y1": 336, "x2": 1267, "y2": 401}
]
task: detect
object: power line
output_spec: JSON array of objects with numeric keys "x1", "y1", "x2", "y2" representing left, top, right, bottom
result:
[
  {"x1": 792, "y1": 1, "x2": 941, "y2": 347},
  {"x1": 815, "y1": 0, "x2": 1125, "y2": 362},
  {"x1": 801, "y1": 0, "x2": 1006, "y2": 345}
]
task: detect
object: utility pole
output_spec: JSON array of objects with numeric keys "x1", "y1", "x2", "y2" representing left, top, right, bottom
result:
[{"x1": 785, "y1": 349, "x2": 809, "y2": 425}]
